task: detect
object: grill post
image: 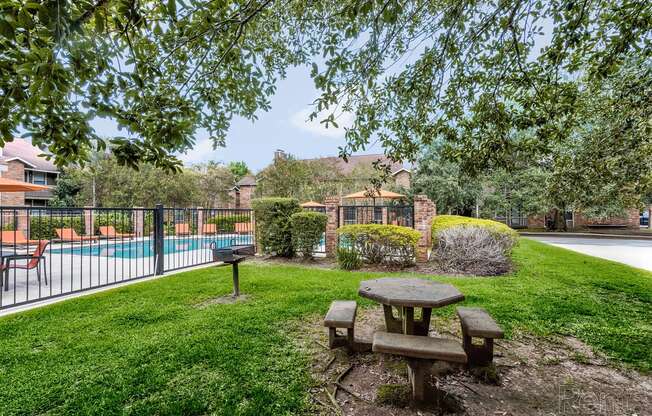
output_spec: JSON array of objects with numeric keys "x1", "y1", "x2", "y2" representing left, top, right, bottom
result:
[{"x1": 154, "y1": 204, "x2": 164, "y2": 275}]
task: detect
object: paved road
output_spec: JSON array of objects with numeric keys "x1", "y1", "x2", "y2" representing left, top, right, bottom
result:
[{"x1": 528, "y1": 236, "x2": 652, "y2": 272}]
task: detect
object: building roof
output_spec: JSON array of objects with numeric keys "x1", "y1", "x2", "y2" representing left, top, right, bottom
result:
[
  {"x1": 236, "y1": 175, "x2": 257, "y2": 186},
  {"x1": 299, "y1": 153, "x2": 407, "y2": 175},
  {"x1": 0, "y1": 139, "x2": 58, "y2": 172}
]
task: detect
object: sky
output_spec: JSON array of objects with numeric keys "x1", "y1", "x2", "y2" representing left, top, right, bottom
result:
[{"x1": 91, "y1": 64, "x2": 379, "y2": 172}]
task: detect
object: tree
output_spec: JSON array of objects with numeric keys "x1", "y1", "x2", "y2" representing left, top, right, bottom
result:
[
  {"x1": 192, "y1": 162, "x2": 235, "y2": 208},
  {"x1": 227, "y1": 161, "x2": 250, "y2": 181},
  {"x1": 3, "y1": 1, "x2": 649, "y2": 174},
  {"x1": 255, "y1": 154, "x2": 342, "y2": 202},
  {"x1": 413, "y1": 146, "x2": 482, "y2": 215},
  {"x1": 50, "y1": 169, "x2": 85, "y2": 207},
  {"x1": 63, "y1": 155, "x2": 203, "y2": 207},
  {"x1": 0, "y1": 1, "x2": 306, "y2": 170}
]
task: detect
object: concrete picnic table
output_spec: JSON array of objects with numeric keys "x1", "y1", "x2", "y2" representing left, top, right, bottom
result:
[{"x1": 358, "y1": 278, "x2": 464, "y2": 336}]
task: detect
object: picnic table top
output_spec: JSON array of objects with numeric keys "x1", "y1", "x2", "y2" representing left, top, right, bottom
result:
[{"x1": 358, "y1": 277, "x2": 464, "y2": 308}]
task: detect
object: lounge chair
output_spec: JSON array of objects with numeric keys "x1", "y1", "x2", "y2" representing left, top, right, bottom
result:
[
  {"x1": 1, "y1": 240, "x2": 49, "y2": 291},
  {"x1": 98, "y1": 226, "x2": 135, "y2": 239},
  {"x1": 175, "y1": 223, "x2": 191, "y2": 236},
  {"x1": 55, "y1": 228, "x2": 98, "y2": 242},
  {"x1": 234, "y1": 222, "x2": 253, "y2": 234},
  {"x1": 202, "y1": 224, "x2": 217, "y2": 235},
  {"x1": 0, "y1": 230, "x2": 40, "y2": 246}
]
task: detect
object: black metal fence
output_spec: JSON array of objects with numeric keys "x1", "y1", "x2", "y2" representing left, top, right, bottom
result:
[
  {"x1": 159, "y1": 206, "x2": 254, "y2": 272},
  {"x1": 0, "y1": 205, "x2": 253, "y2": 310},
  {"x1": 338, "y1": 205, "x2": 414, "y2": 228}
]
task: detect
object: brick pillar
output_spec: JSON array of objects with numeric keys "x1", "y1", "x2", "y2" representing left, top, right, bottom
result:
[
  {"x1": 133, "y1": 208, "x2": 144, "y2": 237},
  {"x1": 197, "y1": 207, "x2": 204, "y2": 235},
  {"x1": 17, "y1": 208, "x2": 28, "y2": 235},
  {"x1": 413, "y1": 195, "x2": 437, "y2": 263},
  {"x1": 324, "y1": 196, "x2": 340, "y2": 257},
  {"x1": 84, "y1": 206, "x2": 94, "y2": 236},
  {"x1": 382, "y1": 207, "x2": 388, "y2": 224}
]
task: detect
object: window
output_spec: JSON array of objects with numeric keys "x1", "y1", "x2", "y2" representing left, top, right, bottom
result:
[
  {"x1": 343, "y1": 207, "x2": 356, "y2": 225},
  {"x1": 32, "y1": 172, "x2": 46, "y2": 185},
  {"x1": 373, "y1": 207, "x2": 383, "y2": 224}
]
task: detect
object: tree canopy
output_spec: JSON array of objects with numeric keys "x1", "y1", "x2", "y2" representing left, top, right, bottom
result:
[{"x1": 2, "y1": 0, "x2": 650, "y2": 207}]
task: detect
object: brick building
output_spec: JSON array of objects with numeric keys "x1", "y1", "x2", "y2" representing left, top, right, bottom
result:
[
  {"x1": 229, "y1": 175, "x2": 257, "y2": 209},
  {"x1": 526, "y1": 208, "x2": 641, "y2": 230},
  {"x1": 0, "y1": 139, "x2": 59, "y2": 207}
]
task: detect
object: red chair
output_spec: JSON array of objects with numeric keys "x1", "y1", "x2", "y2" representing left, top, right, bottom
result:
[{"x1": 1, "y1": 240, "x2": 49, "y2": 291}]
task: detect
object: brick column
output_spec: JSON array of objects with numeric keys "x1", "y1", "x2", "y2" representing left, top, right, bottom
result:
[
  {"x1": 324, "y1": 196, "x2": 340, "y2": 257},
  {"x1": 133, "y1": 208, "x2": 144, "y2": 237},
  {"x1": 413, "y1": 195, "x2": 437, "y2": 263},
  {"x1": 84, "y1": 206, "x2": 94, "y2": 236},
  {"x1": 197, "y1": 207, "x2": 204, "y2": 235},
  {"x1": 17, "y1": 209, "x2": 28, "y2": 235}
]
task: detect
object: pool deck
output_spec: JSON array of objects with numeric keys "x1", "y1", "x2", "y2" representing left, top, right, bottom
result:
[{"x1": 0, "y1": 235, "x2": 248, "y2": 312}]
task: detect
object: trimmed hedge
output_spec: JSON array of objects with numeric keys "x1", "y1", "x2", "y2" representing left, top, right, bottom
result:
[
  {"x1": 337, "y1": 224, "x2": 420, "y2": 267},
  {"x1": 205, "y1": 214, "x2": 251, "y2": 233},
  {"x1": 94, "y1": 212, "x2": 133, "y2": 234},
  {"x1": 431, "y1": 215, "x2": 518, "y2": 242},
  {"x1": 252, "y1": 198, "x2": 301, "y2": 257},
  {"x1": 29, "y1": 216, "x2": 84, "y2": 239},
  {"x1": 290, "y1": 211, "x2": 327, "y2": 259}
]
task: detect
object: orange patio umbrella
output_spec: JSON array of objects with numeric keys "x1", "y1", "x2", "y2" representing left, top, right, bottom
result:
[
  {"x1": 343, "y1": 189, "x2": 405, "y2": 199},
  {"x1": 0, "y1": 177, "x2": 49, "y2": 192},
  {"x1": 300, "y1": 201, "x2": 326, "y2": 208}
]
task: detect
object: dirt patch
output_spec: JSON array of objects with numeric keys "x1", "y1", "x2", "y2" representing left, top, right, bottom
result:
[
  {"x1": 194, "y1": 294, "x2": 251, "y2": 308},
  {"x1": 295, "y1": 306, "x2": 652, "y2": 415}
]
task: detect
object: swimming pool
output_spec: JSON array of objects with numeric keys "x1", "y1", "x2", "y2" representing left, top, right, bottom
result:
[{"x1": 50, "y1": 235, "x2": 253, "y2": 259}]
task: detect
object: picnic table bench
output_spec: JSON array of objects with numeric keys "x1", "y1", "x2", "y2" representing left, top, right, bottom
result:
[
  {"x1": 373, "y1": 331, "x2": 467, "y2": 401},
  {"x1": 457, "y1": 307, "x2": 504, "y2": 366}
]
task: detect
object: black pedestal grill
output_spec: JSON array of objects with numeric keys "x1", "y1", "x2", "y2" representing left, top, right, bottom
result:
[{"x1": 210, "y1": 243, "x2": 255, "y2": 297}]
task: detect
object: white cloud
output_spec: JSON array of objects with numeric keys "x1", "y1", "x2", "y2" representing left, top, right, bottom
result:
[
  {"x1": 290, "y1": 108, "x2": 353, "y2": 139},
  {"x1": 178, "y1": 137, "x2": 215, "y2": 165}
]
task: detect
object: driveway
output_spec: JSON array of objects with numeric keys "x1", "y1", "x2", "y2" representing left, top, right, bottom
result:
[{"x1": 528, "y1": 236, "x2": 652, "y2": 272}]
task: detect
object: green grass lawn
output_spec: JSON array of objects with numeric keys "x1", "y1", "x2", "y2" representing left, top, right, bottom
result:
[{"x1": 0, "y1": 239, "x2": 650, "y2": 415}]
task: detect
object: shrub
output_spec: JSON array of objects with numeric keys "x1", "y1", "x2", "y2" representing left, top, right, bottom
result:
[
  {"x1": 29, "y1": 216, "x2": 84, "y2": 239},
  {"x1": 251, "y1": 197, "x2": 301, "y2": 257},
  {"x1": 290, "y1": 211, "x2": 327, "y2": 259},
  {"x1": 431, "y1": 215, "x2": 518, "y2": 243},
  {"x1": 94, "y1": 212, "x2": 133, "y2": 234},
  {"x1": 432, "y1": 226, "x2": 515, "y2": 275},
  {"x1": 337, "y1": 247, "x2": 362, "y2": 270},
  {"x1": 337, "y1": 224, "x2": 420, "y2": 267},
  {"x1": 205, "y1": 214, "x2": 251, "y2": 232}
]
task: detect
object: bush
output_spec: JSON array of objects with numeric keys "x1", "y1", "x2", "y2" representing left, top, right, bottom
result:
[
  {"x1": 29, "y1": 216, "x2": 84, "y2": 239},
  {"x1": 337, "y1": 224, "x2": 420, "y2": 267},
  {"x1": 432, "y1": 226, "x2": 515, "y2": 275},
  {"x1": 431, "y1": 215, "x2": 518, "y2": 243},
  {"x1": 290, "y1": 211, "x2": 327, "y2": 259},
  {"x1": 94, "y1": 212, "x2": 133, "y2": 234},
  {"x1": 251, "y1": 198, "x2": 301, "y2": 257},
  {"x1": 205, "y1": 214, "x2": 251, "y2": 232},
  {"x1": 337, "y1": 247, "x2": 362, "y2": 270}
]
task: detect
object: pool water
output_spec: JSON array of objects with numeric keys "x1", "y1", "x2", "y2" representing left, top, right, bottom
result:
[{"x1": 50, "y1": 236, "x2": 253, "y2": 259}]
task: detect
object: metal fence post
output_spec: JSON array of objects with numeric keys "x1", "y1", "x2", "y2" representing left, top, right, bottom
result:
[{"x1": 154, "y1": 204, "x2": 165, "y2": 275}]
